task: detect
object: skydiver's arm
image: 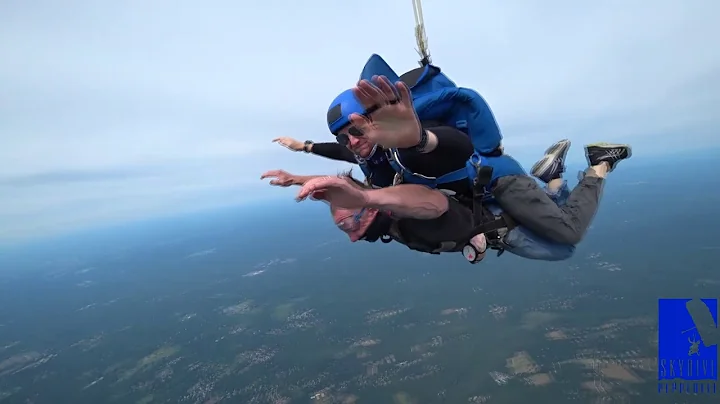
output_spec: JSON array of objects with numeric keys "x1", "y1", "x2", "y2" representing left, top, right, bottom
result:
[
  {"x1": 398, "y1": 126, "x2": 472, "y2": 155},
  {"x1": 310, "y1": 142, "x2": 358, "y2": 164},
  {"x1": 261, "y1": 169, "x2": 332, "y2": 187},
  {"x1": 364, "y1": 185, "x2": 448, "y2": 220},
  {"x1": 396, "y1": 126, "x2": 474, "y2": 177},
  {"x1": 423, "y1": 126, "x2": 473, "y2": 156},
  {"x1": 289, "y1": 175, "x2": 328, "y2": 186},
  {"x1": 293, "y1": 173, "x2": 370, "y2": 187},
  {"x1": 416, "y1": 128, "x2": 439, "y2": 153}
]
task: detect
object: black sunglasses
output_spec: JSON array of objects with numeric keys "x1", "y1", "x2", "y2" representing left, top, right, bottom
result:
[
  {"x1": 334, "y1": 127, "x2": 365, "y2": 146},
  {"x1": 333, "y1": 104, "x2": 381, "y2": 146}
]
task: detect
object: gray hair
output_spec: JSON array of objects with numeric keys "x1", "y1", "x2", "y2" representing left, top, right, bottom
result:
[{"x1": 337, "y1": 168, "x2": 369, "y2": 189}]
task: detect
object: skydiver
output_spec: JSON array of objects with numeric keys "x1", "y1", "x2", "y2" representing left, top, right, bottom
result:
[
  {"x1": 273, "y1": 55, "x2": 502, "y2": 192},
  {"x1": 264, "y1": 137, "x2": 625, "y2": 262},
  {"x1": 266, "y1": 74, "x2": 631, "y2": 251},
  {"x1": 276, "y1": 84, "x2": 477, "y2": 196},
  {"x1": 263, "y1": 136, "x2": 610, "y2": 262}
]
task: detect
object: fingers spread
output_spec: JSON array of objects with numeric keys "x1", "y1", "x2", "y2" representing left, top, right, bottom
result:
[
  {"x1": 396, "y1": 81, "x2": 413, "y2": 107},
  {"x1": 357, "y1": 79, "x2": 383, "y2": 98},
  {"x1": 375, "y1": 76, "x2": 399, "y2": 102},
  {"x1": 356, "y1": 80, "x2": 387, "y2": 105},
  {"x1": 353, "y1": 85, "x2": 374, "y2": 102},
  {"x1": 352, "y1": 85, "x2": 377, "y2": 109},
  {"x1": 348, "y1": 113, "x2": 371, "y2": 133}
]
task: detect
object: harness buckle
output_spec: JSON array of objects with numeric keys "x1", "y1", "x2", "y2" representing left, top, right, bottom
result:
[{"x1": 473, "y1": 166, "x2": 493, "y2": 195}]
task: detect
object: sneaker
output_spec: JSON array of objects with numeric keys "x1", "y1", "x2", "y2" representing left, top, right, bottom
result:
[
  {"x1": 585, "y1": 143, "x2": 632, "y2": 172},
  {"x1": 531, "y1": 139, "x2": 571, "y2": 183}
]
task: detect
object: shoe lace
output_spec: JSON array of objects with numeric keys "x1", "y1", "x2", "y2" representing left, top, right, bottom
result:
[{"x1": 606, "y1": 149, "x2": 624, "y2": 159}]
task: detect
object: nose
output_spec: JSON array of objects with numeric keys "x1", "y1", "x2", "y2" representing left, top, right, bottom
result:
[{"x1": 348, "y1": 136, "x2": 362, "y2": 148}]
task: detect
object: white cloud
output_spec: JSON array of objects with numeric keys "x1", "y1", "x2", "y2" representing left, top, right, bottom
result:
[{"x1": 0, "y1": 0, "x2": 718, "y2": 242}]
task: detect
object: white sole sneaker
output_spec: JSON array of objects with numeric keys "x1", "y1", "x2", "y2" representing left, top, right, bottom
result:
[
  {"x1": 531, "y1": 139, "x2": 571, "y2": 178},
  {"x1": 543, "y1": 139, "x2": 571, "y2": 156}
]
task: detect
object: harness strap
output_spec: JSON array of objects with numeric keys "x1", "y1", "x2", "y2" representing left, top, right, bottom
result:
[
  {"x1": 460, "y1": 211, "x2": 515, "y2": 246},
  {"x1": 358, "y1": 160, "x2": 373, "y2": 187},
  {"x1": 376, "y1": 155, "x2": 515, "y2": 256},
  {"x1": 460, "y1": 165, "x2": 515, "y2": 256},
  {"x1": 387, "y1": 149, "x2": 486, "y2": 190}
]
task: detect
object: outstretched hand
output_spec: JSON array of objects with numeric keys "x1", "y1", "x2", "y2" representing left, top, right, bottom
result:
[
  {"x1": 296, "y1": 176, "x2": 369, "y2": 210},
  {"x1": 260, "y1": 170, "x2": 296, "y2": 187},
  {"x1": 348, "y1": 76, "x2": 422, "y2": 149},
  {"x1": 272, "y1": 137, "x2": 304, "y2": 152}
]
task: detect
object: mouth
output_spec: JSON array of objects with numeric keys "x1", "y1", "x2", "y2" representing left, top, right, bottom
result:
[{"x1": 354, "y1": 144, "x2": 371, "y2": 156}]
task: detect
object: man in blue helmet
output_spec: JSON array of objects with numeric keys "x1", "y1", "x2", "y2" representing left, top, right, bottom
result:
[
  {"x1": 265, "y1": 75, "x2": 632, "y2": 253},
  {"x1": 321, "y1": 75, "x2": 476, "y2": 193},
  {"x1": 274, "y1": 59, "x2": 491, "y2": 191}
]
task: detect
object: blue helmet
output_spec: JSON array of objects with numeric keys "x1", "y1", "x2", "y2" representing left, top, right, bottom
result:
[{"x1": 326, "y1": 89, "x2": 367, "y2": 134}]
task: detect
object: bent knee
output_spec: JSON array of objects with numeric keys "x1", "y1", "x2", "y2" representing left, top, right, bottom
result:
[
  {"x1": 544, "y1": 227, "x2": 583, "y2": 246},
  {"x1": 547, "y1": 246, "x2": 575, "y2": 261},
  {"x1": 531, "y1": 243, "x2": 575, "y2": 261}
]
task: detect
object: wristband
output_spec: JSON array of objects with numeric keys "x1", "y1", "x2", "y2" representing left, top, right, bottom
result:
[
  {"x1": 414, "y1": 129, "x2": 429, "y2": 152},
  {"x1": 303, "y1": 140, "x2": 313, "y2": 153}
]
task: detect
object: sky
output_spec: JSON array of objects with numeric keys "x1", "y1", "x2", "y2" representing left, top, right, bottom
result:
[{"x1": 1, "y1": 0, "x2": 719, "y2": 244}]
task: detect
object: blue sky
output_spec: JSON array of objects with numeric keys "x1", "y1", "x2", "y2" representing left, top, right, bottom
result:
[{"x1": 1, "y1": 0, "x2": 719, "y2": 243}]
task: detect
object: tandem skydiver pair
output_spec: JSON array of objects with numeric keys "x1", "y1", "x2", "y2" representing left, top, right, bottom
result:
[{"x1": 262, "y1": 54, "x2": 632, "y2": 264}]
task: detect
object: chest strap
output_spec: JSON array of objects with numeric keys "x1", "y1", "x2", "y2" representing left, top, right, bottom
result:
[{"x1": 386, "y1": 149, "x2": 476, "y2": 188}]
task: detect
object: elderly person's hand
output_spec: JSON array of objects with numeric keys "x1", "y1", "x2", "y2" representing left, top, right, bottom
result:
[
  {"x1": 260, "y1": 170, "x2": 297, "y2": 187},
  {"x1": 296, "y1": 176, "x2": 370, "y2": 209}
]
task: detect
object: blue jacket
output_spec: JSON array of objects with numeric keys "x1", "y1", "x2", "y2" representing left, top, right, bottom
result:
[{"x1": 358, "y1": 54, "x2": 526, "y2": 194}]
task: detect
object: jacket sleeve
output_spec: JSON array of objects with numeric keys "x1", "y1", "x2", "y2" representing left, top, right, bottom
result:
[
  {"x1": 396, "y1": 126, "x2": 474, "y2": 176},
  {"x1": 420, "y1": 126, "x2": 474, "y2": 162},
  {"x1": 311, "y1": 143, "x2": 358, "y2": 164}
]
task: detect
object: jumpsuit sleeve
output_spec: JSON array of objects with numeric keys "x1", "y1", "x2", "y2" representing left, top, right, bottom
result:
[
  {"x1": 421, "y1": 126, "x2": 475, "y2": 161},
  {"x1": 395, "y1": 126, "x2": 474, "y2": 177},
  {"x1": 311, "y1": 143, "x2": 358, "y2": 164}
]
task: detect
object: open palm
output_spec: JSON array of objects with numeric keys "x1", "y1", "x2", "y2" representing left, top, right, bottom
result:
[{"x1": 348, "y1": 76, "x2": 422, "y2": 150}]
